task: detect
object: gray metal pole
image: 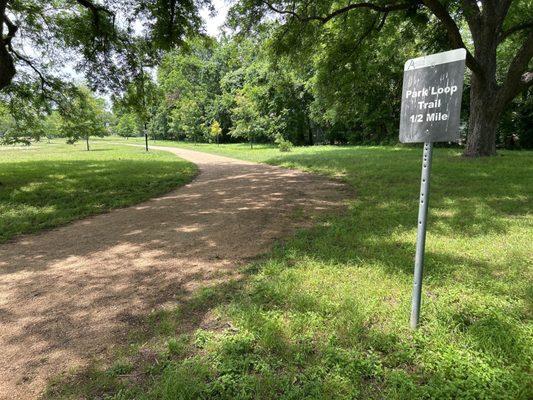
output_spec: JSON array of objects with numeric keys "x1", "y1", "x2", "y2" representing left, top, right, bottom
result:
[{"x1": 410, "y1": 142, "x2": 433, "y2": 329}]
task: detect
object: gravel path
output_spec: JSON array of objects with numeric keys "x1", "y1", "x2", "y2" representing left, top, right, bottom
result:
[{"x1": 0, "y1": 146, "x2": 350, "y2": 399}]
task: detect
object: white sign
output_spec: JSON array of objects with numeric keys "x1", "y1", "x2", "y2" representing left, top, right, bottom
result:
[{"x1": 400, "y1": 49, "x2": 466, "y2": 143}]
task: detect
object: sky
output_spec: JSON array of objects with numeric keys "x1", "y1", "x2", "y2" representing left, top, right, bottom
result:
[
  {"x1": 200, "y1": 0, "x2": 231, "y2": 37},
  {"x1": 75, "y1": 0, "x2": 231, "y2": 105}
]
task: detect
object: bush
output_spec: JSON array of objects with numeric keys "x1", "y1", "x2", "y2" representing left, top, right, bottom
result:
[{"x1": 274, "y1": 133, "x2": 293, "y2": 152}]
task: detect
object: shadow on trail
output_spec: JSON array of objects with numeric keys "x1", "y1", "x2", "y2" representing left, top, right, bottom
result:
[
  {"x1": 0, "y1": 158, "x2": 195, "y2": 243},
  {"x1": 0, "y1": 153, "x2": 350, "y2": 399},
  {"x1": 32, "y1": 146, "x2": 532, "y2": 399}
]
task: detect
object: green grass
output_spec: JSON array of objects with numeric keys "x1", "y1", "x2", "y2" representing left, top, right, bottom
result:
[
  {"x1": 48, "y1": 139, "x2": 533, "y2": 399},
  {"x1": 0, "y1": 141, "x2": 197, "y2": 242}
]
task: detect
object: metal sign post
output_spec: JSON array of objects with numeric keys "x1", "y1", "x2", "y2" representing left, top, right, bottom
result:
[
  {"x1": 399, "y1": 49, "x2": 466, "y2": 329},
  {"x1": 410, "y1": 142, "x2": 433, "y2": 329}
]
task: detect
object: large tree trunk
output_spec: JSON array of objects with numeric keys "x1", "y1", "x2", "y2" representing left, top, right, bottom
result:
[
  {"x1": 462, "y1": 12, "x2": 501, "y2": 158},
  {"x1": 464, "y1": 76, "x2": 502, "y2": 157},
  {"x1": 0, "y1": 1, "x2": 16, "y2": 90},
  {"x1": 0, "y1": 46, "x2": 15, "y2": 90},
  {"x1": 422, "y1": 0, "x2": 532, "y2": 157}
]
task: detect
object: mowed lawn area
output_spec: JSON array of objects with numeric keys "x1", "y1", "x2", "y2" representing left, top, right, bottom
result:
[
  {"x1": 52, "y1": 140, "x2": 532, "y2": 399},
  {"x1": 0, "y1": 141, "x2": 196, "y2": 242}
]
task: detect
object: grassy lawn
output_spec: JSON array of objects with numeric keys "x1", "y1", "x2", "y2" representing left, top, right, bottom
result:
[
  {"x1": 49, "y1": 139, "x2": 532, "y2": 399},
  {"x1": 0, "y1": 141, "x2": 196, "y2": 242}
]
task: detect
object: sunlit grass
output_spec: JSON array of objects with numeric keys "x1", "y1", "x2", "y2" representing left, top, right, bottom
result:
[
  {"x1": 49, "y1": 139, "x2": 533, "y2": 399},
  {"x1": 0, "y1": 141, "x2": 197, "y2": 242}
]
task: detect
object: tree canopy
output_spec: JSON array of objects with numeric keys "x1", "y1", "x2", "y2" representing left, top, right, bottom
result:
[
  {"x1": 1, "y1": 1, "x2": 531, "y2": 155},
  {"x1": 0, "y1": 0, "x2": 211, "y2": 92},
  {"x1": 228, "y1": 0, "x2": 533, "y2": 156}
]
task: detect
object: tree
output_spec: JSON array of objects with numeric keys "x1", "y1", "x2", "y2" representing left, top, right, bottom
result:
[
  {"x1": 0, "y1": 0, "x2": 210, "y2": 91},
  {"x1": 114, "y1": 66, "x2": 159, "y2": 146},
  {"x1": 158, "y1": 37, "x2": 221, "y2": 142},
  {"x1": 148, "y1": 105, "x2": 172, "y2": 139},
  {"x1": 118, "y1": 38, "x2": 163, "y2": 139},
  {"x1": 230, "y1": 90, "x2": 285, "y2": 148},
  {"x1": 43, "y1": 112, "x2": 63, "y2": 141},
  {"x1": 230, "y1": 92, "x2": 264, "y2": 148},
  {"x1": 0, "y1": 85, "x2": 49, "y2": 144},
  {"x1": 115, "y1": 113, "x2": 140, "y2": 139},
  {"x1": 210, "y1": 120, "x2": 222, "y2": 145},
  {"x1": 59, "y1": 88, "x2": 108, "y2": 150},
  {"x1": 231, "y1": 0, "x2": 533, "y2": 156},
  {"x1": 170, "y1": 98, "x2": 208, "y2": 143}
]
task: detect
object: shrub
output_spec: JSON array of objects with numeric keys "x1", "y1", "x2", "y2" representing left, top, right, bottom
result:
[{"x1": 275, "y1": 133, "x2": 293, "y2": 152}]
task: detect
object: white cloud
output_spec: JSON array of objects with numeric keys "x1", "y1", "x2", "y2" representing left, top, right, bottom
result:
[{"x1": 200, "y1": 0, "x2": 231, "y2": 37}]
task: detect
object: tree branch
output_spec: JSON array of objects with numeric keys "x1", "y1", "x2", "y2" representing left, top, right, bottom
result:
[
  {"x1": 376, "y1": 11, "x2": 388, "y2": 31},
  {"x1": 460, "y1": 0, "x2": 480, "y2": 15},
  {"x1": 6, "y1": 42, "x2": 70, "y2": 109},
  {"x1": 331, "y1": 11, "x2": 388, "y2": 70},
  {"x1": 498, "y1": 30, "x2": 533, "y2": 105},
  {"x1": 421, "y1": 0, "x2": 484, "y2": 79},
  {"x1": 264, "y1": 1, "x2": 486, "y2": 80},
  {"x1": 459, "y1": 0, "x2": 481, "y2": 43},
  {"x1": 263, "y1": 1, "x2": 411, "y2": 24},
  {"x1": 0, "y1": 0, "x2": 6, "y2": 34},
  {"x1": 2, "y1": 14, "x2": 18, "y2": 45},
  {"x1": 8, "y1": 45, "x2": 52, "y2": 93},
  {"x1": 496, "y1": 0, "x2": 513, "y2": 27},
  {"x1": 76, "y1": 0, "x2": 114, "y2": 18},
  {"x1": 499, "y1": 21, "x2": 533, "y2": 43},
  {"x1": 0, "y1": 0, "x2": 16, "y2": 90},
  {"x1": 75, "y1": 0, "x2": 115, "y2": 35}
]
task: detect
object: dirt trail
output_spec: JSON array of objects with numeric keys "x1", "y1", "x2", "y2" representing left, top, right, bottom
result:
[{"x1": 0, "y1": 146, "x2": 350, "y2": 399}]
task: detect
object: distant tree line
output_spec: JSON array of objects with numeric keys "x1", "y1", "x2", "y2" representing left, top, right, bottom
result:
[
  {"x1": 112, "y1": 20, "x2": 532, "y2": 150},
  {"x1": 0, "y1": 87, "x2": 109, "y2": 148},
  {"x1": 230, "y1": 0, "x2": 532, "y2": 157}
]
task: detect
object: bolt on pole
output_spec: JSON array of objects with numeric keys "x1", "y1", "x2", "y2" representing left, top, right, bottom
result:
[{"x1": 410, "y1": 142, "x2": 433, "y2": 329}]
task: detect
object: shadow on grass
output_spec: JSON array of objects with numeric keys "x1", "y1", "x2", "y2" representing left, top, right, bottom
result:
[
  {"x1": 0, "y1": 158, "x2": 196, "y2": 242},
  {"x1": 261, "y1": 148, "x2": 531, "y2": 289},
  {"x1": 0, "y1": 153, "x2": 350, "y2": 398},
  {"x1": 24, "y1": 146, "x2": 533, "y2": 399},
  {"x1": 44, "y1": 277, "x2": 246, "y2": 399},
  {"x1": 48, "y1": 251, "x2": 530, "y2": 399}
]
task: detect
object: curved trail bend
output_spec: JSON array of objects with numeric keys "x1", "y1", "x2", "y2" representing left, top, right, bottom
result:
[{"x1": 0, "y1": 145, "x2": 350, "y2": 399}]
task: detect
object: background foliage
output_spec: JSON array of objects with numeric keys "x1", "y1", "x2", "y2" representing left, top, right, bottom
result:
[
  {"x1": 110, "y1": 18, "x2": 531, "y2": 149},
  {"x1": 1, "y1": 2, "x2": 530, "y2": 150}
]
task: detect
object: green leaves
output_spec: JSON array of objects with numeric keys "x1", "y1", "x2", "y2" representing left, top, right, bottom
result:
[
  {"x1": 58, "y1": 87, "x2": 109, "y2": 142},
  {"x1": 115, "y1": 112, "x2": 141, "y2": 138}
]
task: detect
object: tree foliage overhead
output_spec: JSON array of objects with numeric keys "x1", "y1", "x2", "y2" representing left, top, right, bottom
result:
[
  {"x1": 0, "y1": 0, "x2": 211, "y2": 95},
  {"x1": 0, "y1": 0, "x2": 211, "y2": 144}
]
